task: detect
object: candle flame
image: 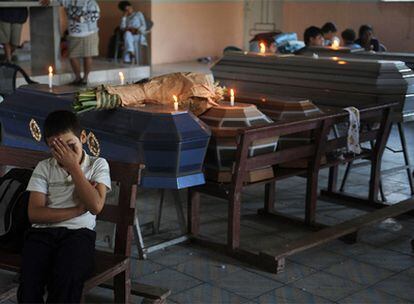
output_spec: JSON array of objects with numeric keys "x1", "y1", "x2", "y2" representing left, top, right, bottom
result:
[
  {"x1": 259, "y1": 42, "x2": 266, "y2": 54},
  {"x1": 48, "y1": 66, "x2": 53, "y2": 74},
  {"x1": 230, "y1": 89, "x2": 234, "y2": 98},
  {"x1": 173, "y1": 95, "x2": 178, "y2": 102},
  {"x1": 332, "y1": 56, "x2": 339, "y2": 61},
  {"x1": 338, "y1": 60, "x2": 347, "y2": 65},
  {"x1": 331, "y1": 39, "x2": 340, "y2": 50},
  {"x1": 119, "y1": 71, "x2": 124, "y2": 79}
]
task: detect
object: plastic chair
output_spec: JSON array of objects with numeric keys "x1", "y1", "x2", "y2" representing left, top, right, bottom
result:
[
  {"x1": 0, "y1": 63, "x2": 37, "y2": 96},
  {"x1": 114, "y1": 29, "x2": 151, "y2": 65}
]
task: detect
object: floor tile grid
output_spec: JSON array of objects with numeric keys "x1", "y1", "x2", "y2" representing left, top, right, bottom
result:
[
  {"x1": 239, "y1": 267, "x2": 338, "y2": 304},
  {"x1": 141, "y1": 244, "x2": 330, "y2": 303},
  {"x1": 333, "y1": 268, "x2": 414, "y2": 303},
  {"x1": 141, "y1": 247, "x2": 254, "y2": 300},
  {"x1": 316, "y1": 238, "x2": 414, "y2": 303},
  {"x1": 148, "y1": 262, "x2": 254, "y2": 302}
]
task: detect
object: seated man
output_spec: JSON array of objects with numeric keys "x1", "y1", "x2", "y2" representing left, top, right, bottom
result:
[
  {"x1": 294, "y1": 26, "x2": 324, "y2": 54},
  {"x1": 118, "y1": 1, "x2": 147, "y2": 63},
  {"x1": 304, "y1": 26, "x2": 324, "y2": 47},
  {"x1": 341, "y1": 28, "x2": 362, "y2": 50},
  {"x1": 321, "y1": 22, "x2": 338, "y2": 46},
  {"x1": 355, "y1": 24, "x2": 382, "y2": 52}
]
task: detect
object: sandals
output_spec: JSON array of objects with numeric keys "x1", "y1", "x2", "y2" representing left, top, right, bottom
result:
[{"x1": 68, "y1": 78, "x2": 88, "y2": 86}]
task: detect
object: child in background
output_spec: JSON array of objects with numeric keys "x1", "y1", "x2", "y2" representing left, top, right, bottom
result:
[{"x1": 341, "y1": 28, "x2": 362, "y2": 50}]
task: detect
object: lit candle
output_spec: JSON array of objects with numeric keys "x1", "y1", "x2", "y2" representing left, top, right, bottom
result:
[
  {"x1": 331, "y1": 37, "x2": 340, "y2": 50},
  {"x1": 119, "y1": 71, "x2": 125, "y2": 85},
  {"x1": 48, "y1": 66, "x2": 53, "y2": 89},
  {"x1": 259, "y1": 42, "x2": 266, "y2": 54},
  {"x1": 173, "y1": 95, "x2": 179, "y2": 111},
  {"x1": 230, "y1": 89, "x2": 235, "y2": 106}
]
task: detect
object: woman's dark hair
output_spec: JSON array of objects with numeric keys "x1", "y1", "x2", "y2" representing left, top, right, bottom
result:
[
  {"x1": 321, "y1": 22, "x2": 337, "y2": 34},
  {"x1": 358, "y1": 24, "x2": 373, "y2": 39},
  {"x1": 44, "y1": 110, "x2": 82, "y2": 142},
  {"x1": 118, "y1": 1, "x2": 131, "y2": 12},
  {"x1": 304, "y1": 26, "x2": 322, "y2": 46},
  {"x1": 341, "y1": 28, "x2": 356, "y2": 43}
]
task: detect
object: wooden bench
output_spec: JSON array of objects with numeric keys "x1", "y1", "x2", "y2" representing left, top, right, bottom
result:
[
  {"x1": 188, "y1": 102, "x2": 414, "y2": 273},
  {"x1": 0, "y1": 146, "x2": 171, "y2": 304}
]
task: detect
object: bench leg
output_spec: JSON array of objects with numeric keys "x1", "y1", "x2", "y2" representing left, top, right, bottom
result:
[
  {"x1": 264, "y1": 182, "x2": 276, "y2": 213},
  {"x1": 397, "y1": 122, "x2": 414, "y2": 195},
  {"x1": 228, "y1": 194, "x2": 241, "y2": 250},
  {"x1": 153, "y1": 189, "x2": 165, "y2": 234},
  {"x1": 114, "y1": 271, "x2": 131, "y2": 304},
  {"x1": 328, "y1": 166, "x2": 338, "y2": 193},
  {"x1": 305, "y1": 168, "x2": 318, "y2": 225},
  {"x1": 187, "y1": 189, "x2": 200, "y2": 236},
  {"x1": 172, "y1": 190, "x2": 187, "y2": 234}
]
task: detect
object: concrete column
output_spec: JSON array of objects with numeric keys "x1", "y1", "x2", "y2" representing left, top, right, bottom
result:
[
  {"x1": 243, "y1": 0, "x2": 284, "y2": 49},
  {"x1": 29, "y1": 5, "x2": 61, "y2": 73}
]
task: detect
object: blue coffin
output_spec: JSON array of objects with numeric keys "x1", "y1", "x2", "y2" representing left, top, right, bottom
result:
[{"x1": 0, "y1": 84, "x2": 211, "y2": 189}]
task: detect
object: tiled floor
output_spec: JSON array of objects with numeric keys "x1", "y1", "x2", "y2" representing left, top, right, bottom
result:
[{"x1": 3, "y1": 62, "x2": 414, "y2": 303}]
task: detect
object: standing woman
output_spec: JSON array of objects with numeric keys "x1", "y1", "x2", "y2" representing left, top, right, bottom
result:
[{"x1": 40, "y1": 0, "x2": 100, "y2": 85}]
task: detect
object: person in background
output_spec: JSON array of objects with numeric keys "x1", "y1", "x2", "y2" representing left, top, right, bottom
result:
[
  {"x1": 341, "y1": 28, "x2": 362, "y2": 50},
  {"x1": 40, "y1": 0, "x2": 100, "y2": 86},
  {"x1": 118, "y1": 1, "x2": 147, "y2": 64},
  {"x1": 321, "y1": 22, "x2": 338, "y2": 46},
  {"x1": 294, "y1": 26, "x2": 324, "y2": 55},
  {"x1": 304, "y1": 26, "x2": 325, "y2": 47},
  {"x1": 0, "y1": 6, "x2": 28, "y2": 62},
  {"x1": 355, "y1": 24, "x2": 382, "y2": 52}
]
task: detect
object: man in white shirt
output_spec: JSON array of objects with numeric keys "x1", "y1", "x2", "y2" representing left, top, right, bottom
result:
[
  {"x1": 40, "y1": 0, "x2": 100, "y2": 85},
  {"x1": 118, "y1": 1, "x2": 147, "y2": 63},
  {"x1": 18, "y1": 110, "x2": 111, "y2": 303}
]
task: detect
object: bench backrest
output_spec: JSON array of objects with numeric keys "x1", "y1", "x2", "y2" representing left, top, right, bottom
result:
[
  {"x1": 230, "y1": 102, "x2": 395, "y2": 190},
  {"x1": 0, "y1": 146, "x2": 144, "y2": 256}
]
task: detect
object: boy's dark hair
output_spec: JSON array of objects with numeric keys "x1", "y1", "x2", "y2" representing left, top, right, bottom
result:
[
  {"x1": 359, "y1": 24, "x2": 373, "y2": 39},
  {"x1": 44, "y1": 110, "x2": 82, "y2": 142},
  {"x1": 341, "y1": 28, "x2": 356, "y2": 43},
  {"x1": 321, "y1": 22, "x2": 337, "y2": 34},
  {"x1": 118, "y1": 1, "x2": 131, "y2": 12},
  {"x1": 304, "y1": 26, "x2": 322, "y2": 46}
]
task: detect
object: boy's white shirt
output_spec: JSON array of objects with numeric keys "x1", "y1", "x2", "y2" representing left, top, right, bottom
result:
[{"x1": 26, "y1": 151, "x2": 111, "y2": 230}]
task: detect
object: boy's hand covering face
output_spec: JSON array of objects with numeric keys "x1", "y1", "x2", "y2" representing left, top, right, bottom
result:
[{"x1": 50, "y1": 137, "x2": 82, "y2": 172}]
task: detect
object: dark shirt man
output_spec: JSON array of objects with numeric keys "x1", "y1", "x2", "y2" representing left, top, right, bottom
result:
[
  {"x1": 0, "y1": 6, "x2": 28, "y2": 62},
  {"x1": 341, "y1": 28, "x2": 362, "y2": 50},
  {"x1": 355, "y1": 24, "x2": 381, "y2": 52},
  {"x1": 294, "y1": 26, "x2": 324, "y2": 55}
]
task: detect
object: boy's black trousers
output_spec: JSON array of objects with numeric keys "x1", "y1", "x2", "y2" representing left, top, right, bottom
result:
[{"x1": 17, "y1": 227, "x2": 96, "y2": 304}]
